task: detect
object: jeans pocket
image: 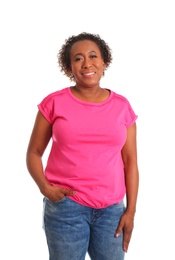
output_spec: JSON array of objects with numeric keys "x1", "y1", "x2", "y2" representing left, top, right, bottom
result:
[{"x1": 46, "y1": 196, "x2": 67, "y2": 204}]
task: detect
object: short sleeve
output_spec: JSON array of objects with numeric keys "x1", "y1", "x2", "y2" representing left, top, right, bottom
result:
[
  {"x1": 125, "y1": 101, "x2": 138, "y2": 128},
  {"x1": 37, "y1": 94, "x2": 55, "y2": 124}
]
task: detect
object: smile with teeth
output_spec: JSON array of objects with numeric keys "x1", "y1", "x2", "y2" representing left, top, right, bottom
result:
[{"x1": 83, "y1": 72, "x2": 95, "y2": 77}]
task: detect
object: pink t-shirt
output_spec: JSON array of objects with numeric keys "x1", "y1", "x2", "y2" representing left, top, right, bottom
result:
[{"x1": 38, "y1": 87, "x2": 137, "y2": 208}]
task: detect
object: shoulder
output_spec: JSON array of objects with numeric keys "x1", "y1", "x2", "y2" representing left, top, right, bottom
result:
[
  {"x1": 39, "y1": 87, "x2": 69, "y2": 105},
  {"x1": 110, "y1": 90, "x2": 138, "y2": 126},
  {"x1": 37, "y1": 87, "x2": 70, "y2": 123},
  {"x1": 110, "y1": 90, "x2": 131, "y2": 106},
  {"x1": 42, "y1": 87, "x2": 68, "y2": 101}
]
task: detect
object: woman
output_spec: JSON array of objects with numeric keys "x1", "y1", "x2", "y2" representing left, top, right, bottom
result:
[{"x1": 26, "y1": 32, "x2": 139, "y2": 260}]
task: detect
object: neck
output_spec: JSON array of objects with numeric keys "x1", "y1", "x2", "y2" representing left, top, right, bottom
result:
[
  {"x1": 74, "y1": 85, "x2": 102, "y2": 98},
  {"x1": 70, "y1": 86, "x2": 110, "y2": 103}
]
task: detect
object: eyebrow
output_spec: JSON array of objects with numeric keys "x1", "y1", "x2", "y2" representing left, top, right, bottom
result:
[{"x1": 74, "y1": 50, "x2": 97, "y2": 57}]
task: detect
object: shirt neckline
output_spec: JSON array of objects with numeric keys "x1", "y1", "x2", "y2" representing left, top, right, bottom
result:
[{"x1": 67, "y1": 87, "x2": 113, "y2": 106}]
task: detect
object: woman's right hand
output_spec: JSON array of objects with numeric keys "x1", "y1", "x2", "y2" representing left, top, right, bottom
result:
[{"x1": 41, "y1": 184, "x2": 77, "y2": 202}]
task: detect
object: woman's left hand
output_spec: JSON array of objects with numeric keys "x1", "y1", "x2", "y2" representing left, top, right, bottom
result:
[{"x1": 115, "y1": 211, "x2": 135, "y2": 253}]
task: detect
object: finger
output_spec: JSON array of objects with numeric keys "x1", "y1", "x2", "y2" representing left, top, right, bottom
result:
[
  {"x1": 115, "y1": 221, "x2": 124, "y2": 237},
  {"x1": 63, "y1": 189, "x2": 77, "y2": 196},
  {"x1": 123, "y1": 239, "x2": 130, "y2": 253},
  {"x1": 123, "y1": 229, "x2": 132, "y2": 252}
]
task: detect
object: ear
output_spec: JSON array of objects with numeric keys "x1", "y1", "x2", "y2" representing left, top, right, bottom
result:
[
  {"x1": 68, "y1": 68, "x2": 72, "y2": 75},
  {"x1": 68, "y1": 66, "x2": 72, "y2": 72},
  {"x1": 102, "y1": 62, "x2": 106, "y2": 76}
]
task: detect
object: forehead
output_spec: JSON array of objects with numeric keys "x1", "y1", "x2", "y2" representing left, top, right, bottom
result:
[{"x1": 70, "y1": 40, "x2": 100, "y2": 54}]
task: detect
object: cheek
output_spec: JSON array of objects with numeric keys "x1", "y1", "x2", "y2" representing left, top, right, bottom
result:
[
  {"x1": 96, "y1": 61, "x2": 105, "y2": 70},
  {"x1": 71, "y1": 64, "x2": 80, "y2": 75}
]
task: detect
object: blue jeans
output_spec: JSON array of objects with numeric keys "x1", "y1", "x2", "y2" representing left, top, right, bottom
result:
[{"x1": 43, "y1": 197, "x2": 125, "y2": 260}]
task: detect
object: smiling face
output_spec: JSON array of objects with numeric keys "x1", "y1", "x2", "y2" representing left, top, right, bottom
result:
[{"x1": 70, "y1": 40, "x2": 105, "y2": 88}]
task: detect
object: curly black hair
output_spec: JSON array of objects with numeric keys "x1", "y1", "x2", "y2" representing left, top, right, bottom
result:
[{"x1": 57, "y1": 32, "x2": 113, "y2": 81}]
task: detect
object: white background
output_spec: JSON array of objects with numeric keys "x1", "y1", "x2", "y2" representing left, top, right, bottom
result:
[{"x1": 0, "y1": 0, "x2": 175, "y2": 259}]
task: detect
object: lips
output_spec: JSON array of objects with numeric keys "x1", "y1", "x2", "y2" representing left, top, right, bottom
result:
[{"x1": 83, "y1": 72, "x2": 95, "y2": 77}]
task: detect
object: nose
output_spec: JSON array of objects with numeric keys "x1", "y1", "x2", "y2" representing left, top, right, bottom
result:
[{"x1": 81, "y1": 58, "x2": 91, "y2": 69}]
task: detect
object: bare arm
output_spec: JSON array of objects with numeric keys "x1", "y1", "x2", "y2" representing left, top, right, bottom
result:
[
  {"x1": 26, "y1": 111, "x2": 76, "y2": 201},
  {"x1": 115, "y1": 123, "x2": 139, "y2": 252},
  {"x1": 122, "y1": 122, "x2": 139, "y2": 215}
]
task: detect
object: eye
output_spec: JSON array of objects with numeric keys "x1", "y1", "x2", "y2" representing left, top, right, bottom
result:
[
  {"x1": 74, "y1": 56, "x2": 83, "y2": 62},
  {"x1": 90, "y1": 54, "x2": 97, "y2": 59}
]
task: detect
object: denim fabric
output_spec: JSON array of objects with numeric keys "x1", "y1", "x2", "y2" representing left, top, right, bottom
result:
[{"x1": 43, "y1": 197, "x2": 125, "y2": 260}]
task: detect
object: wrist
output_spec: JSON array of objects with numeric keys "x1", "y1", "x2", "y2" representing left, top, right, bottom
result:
[
  {"x1": 39, "y1": 181, "x2": 51, "y2": 196},
  {"x1": 125, "y1": 207, "x2": 136, "y2": 217}
]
